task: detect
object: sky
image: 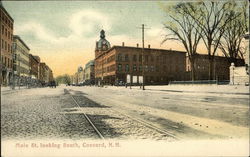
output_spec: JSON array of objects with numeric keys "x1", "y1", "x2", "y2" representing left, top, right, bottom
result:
[{"x1": 2, "y1": 1, "x2": 194, "y2": 76}]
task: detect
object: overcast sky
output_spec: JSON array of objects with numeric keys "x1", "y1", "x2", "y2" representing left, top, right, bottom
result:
[{"x1": 3, "y1": 1, "x2": 185, "y2": 76}]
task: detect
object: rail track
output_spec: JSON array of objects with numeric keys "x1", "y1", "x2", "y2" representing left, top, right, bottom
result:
[
  {"x1": 65, "y1": 89, "x2": 105, "y2": 140},
  {"x1": 65, "y1": 88, "x2": 179, "y2": 140}
]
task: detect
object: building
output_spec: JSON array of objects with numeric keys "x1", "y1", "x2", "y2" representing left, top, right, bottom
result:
[
  {"x1": 29, "y1": 54, "x2": 40, "y2": 85},
  {"x1": 0, "y1": 2, "x2": 14, "y2": 86},
  {"x1": 84, "y1": 60, "x2": 95, "y2": 85},
  {"x1": 94, "y1": 30, "x2": 187, "y2": 85},
  {"x1": 13, "y1": 35, "x2": 30, "y2": 86},
  {"x1": 39, "y1": 62, "x2": 54, "y2": 85},
  {"x1": 186, "y1": 54, "x2": 245, "y2": 81},
  {"x1": 77, "y1": 66, "x2": 84, "y2": 85}
]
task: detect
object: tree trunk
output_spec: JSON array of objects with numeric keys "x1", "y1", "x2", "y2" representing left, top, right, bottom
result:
[
  {"x1": 208, "y1": 58, "x2": 214, "y2": 80},
  {"x1": 190, "y1": 57, "x2": 196, "y2": 81}
]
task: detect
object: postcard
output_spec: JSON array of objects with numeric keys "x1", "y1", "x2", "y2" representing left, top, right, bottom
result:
[{"x1": 1, "y1": 0, "x2": 249, "y2": 156}]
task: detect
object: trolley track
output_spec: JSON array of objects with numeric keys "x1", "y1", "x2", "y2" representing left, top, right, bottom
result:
[
  {"x1": 65, "y1": 88, "x2": 179, "y2": 141},
  {"x1": 65, "y1": 89, "x2": 105, "y2": 140}
]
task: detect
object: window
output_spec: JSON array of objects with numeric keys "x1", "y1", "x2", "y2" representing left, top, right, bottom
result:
[
  {"x1": 156, "y1": 65, "x2": 159, "y2": 72},
  {"x1": 145, "y1": 65, "x2": 148, "y2": 72},
  {"x1": 8, "y1": 44, "x2": 10, "y2": 52},
  {"x1": 151, "y1": 56, "x2": 154, "y2": 62},
  {"x1": 150, "y1": 66, "x2": 154, "y2": 71},
  {"x1": 4, "y1": 57, "x2": 7, "y2": 66},
  {"x1": 5, "y1": 41, "x2": 7, "y2": 50},
  {"x1": 117, "y1": 54, "x2": 122, "y2": 61},
  {"x1": 125, "y1": 54, "x2": 129, "y2": 62},
  {"x1": 1, "y1": 39, "x2": 4, "y2": 49},
  {"x1": 5, "y1": 28, "x2": 7, "y2": 36},
  {"x1": 145, "y1": 55, "x2": 148, "y2": 62},
  {"x1": 118, "y1": 64, "x2": 122, "y2": 71},
  {"x1": 125, "y1": 64, "x2": 129, "y2": 72},
  {"x1": 139, "y1": 65, "x2": 142, "y2": 71},
  {"x1": 1, "y1": 25, "x2": 4, "y2": 34},
  {"x1": 139, "y1": 55, "x2": 142, "y2": 62},
  {"x1": 133, "y1": 55, "x2": 137, "y2": 62},
  {"x1": 133, "y1": 64, "x2": 137, "y2": 71}
]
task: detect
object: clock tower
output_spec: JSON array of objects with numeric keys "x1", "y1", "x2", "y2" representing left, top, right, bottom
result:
[{"x1": 95, "y1": 30, "x2": 111, "y2": 58}]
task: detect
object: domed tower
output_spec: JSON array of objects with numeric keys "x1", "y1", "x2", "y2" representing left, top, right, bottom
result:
[
  {"x1": 95, "y1": 30, "x2": 111, "y2": 58},
  {"x1": 77, "y1": 66, "x2": 83, "y2": 73}
]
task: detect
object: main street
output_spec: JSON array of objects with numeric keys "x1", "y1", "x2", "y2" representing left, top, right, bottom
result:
[{"x1": 1, "y1": 85, "x2": 249, "y2": 140}]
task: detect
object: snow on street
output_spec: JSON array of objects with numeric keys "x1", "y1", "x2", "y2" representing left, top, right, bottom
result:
[
  {"x1": 64, "y1": 84, "x2": 249, "y2": 140},
  {"x1": 1, "y1": 84, "x2": 249, "y2": 140}
]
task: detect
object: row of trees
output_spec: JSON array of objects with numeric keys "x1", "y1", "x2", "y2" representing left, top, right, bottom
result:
[
  {"x1": 162, "y1": 0, "x2": 248, "y2": 80},
  {"x1": 55, "y1": 74, "x2": 71, "y2": 85}
]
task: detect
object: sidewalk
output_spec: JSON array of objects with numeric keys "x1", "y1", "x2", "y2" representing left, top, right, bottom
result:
[
  {"x1": 104, "y1": 84, "x2": 249, "y2": 95},
  {"x1": 1, "y1": 86, "x2": 28, "y2": 92}
]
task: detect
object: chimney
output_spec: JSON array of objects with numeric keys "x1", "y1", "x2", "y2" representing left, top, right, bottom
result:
[
  {"x1": 137, "y1": 43, "x2": 139, "y2": 48},
  {"x1": 122, "y1": 42, "x2": 125, "y2": 46},
  {"x1": 148, "y1": 44, "x2": 150, "y2": 48}
]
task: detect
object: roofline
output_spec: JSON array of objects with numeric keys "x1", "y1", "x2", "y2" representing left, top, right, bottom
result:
[
  {"x1": 0, "y1": 4, "x2": 14, "y2": 22},
  {"x1": 14, "y1": 35, "x2": 30, "y2": 50},
  {"x1": 95, "y1": 45, "x2": 187, "y2": 59},
  {"x1": 109, "y1": 45, "x2": 187, "y2": 53},
  {"x1": 193, "y1": 53, "x2": 244, "y2": 59},
  {"x1": 29, "y1": 54, "x2": 40, "y2": 63}
]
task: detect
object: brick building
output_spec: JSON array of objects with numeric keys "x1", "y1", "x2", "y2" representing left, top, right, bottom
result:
[
  {"x1": 95, "y1": 30, "x2": 186, "y2": 85},
  {"x1": 0, "y1": 2, "x2": 14, "y2": 86},
  {"x1": 186, "y1": 54, "x2": 245, "y2": 81},
  {"x1": 29, "y1": 54, "x2": 40, "y2": 80},
  {"x1": 13, "y1": 35, "x2": 30, "y2": 86}
]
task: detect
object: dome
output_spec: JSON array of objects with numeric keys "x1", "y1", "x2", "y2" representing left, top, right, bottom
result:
[
  {"x1": 78, "y1": 66, "x2": 83, "y2": 72},
  {"x1": 96, "y1": 30, "x2": 111, "y2": 51}
]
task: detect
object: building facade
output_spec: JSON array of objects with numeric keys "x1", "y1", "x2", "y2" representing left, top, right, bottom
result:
[
  {"x1": 77, "y1": 66, "x2": 84, "y2": 85},
  {"x1": 84, "y1": 60, "x2": 95, "y2": 85},
  {"x1": 186, "y1": 54, "x2": 245, "y2": 81},
  {"x1": 94, "y1": 30, "x2": 187, "y2": 85},
  {"x1": 29, "y1": 54, "x2": 40, "y2": 85},
  {"x1": 13, "y1": 35, "x2": 30, "y2": 86},
  {"x1": 0, "y1": 3, "x2": 14, "y2": 86}
]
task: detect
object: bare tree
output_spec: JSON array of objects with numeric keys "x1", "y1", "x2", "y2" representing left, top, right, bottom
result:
[
  {"x1": 183, "y1": 1, "x2": 238, "y2": 80},
  {"x1": 218, "y1": 1, "x2": 248, "y2": 65},
  {"x1": 161, "y1": 2, "x2": 202, "y2": 81}
]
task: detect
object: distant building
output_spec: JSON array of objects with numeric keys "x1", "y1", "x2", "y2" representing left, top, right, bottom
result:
[
  {"x1": 77, "y1": 66, "x2": 84, "y2": 85},
  {"x1": 94, "y1": 30, "x2": 186, "y2": 85},
  {"x1": 39, "y1": 63, "x2": 54, "y2": 85},
  {"x1": 84, "y1": 60, "x2": 95, "y2": 85},
  {"x1": 186, "y1": 54, "x2": 245, "y2": 81},
  {"x1": 29, "y1": 54, "x2": 40, "y2": 80},
  {"x1": 13, "y1": 35, "x2": 30, "y2": 86},
  {"x1": 0, "y1": 2, "x2": 14, "y2": 86}
]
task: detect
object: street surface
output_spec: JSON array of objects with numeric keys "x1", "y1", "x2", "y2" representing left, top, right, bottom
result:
[{"x1": 1, "y1": 85, "x2": 249, "y2": 140}]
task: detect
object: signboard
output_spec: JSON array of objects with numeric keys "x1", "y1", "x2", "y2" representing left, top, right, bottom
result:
[
  {"x1": 126, "y1": 74, "x2": 130, "y2": 83},
  {"x1": 133, "y1": 76, "x2": 137, "y2": 83},
  {"x1": 139, "y1": 76, "x2": 143, "y2": 83}
]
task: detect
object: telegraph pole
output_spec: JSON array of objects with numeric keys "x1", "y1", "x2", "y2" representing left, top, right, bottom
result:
[
  {"x1": 137, "y1": 24, "x2": 150, "y2": 90},
  {"x1": 142, "y1": 24, "x2": 145, "y2": 90}
]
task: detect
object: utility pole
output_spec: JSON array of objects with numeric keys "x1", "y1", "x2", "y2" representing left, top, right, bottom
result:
[
  {"x1": 137, "y1": 24, "x2": 150, "y2": 90},
  {"x1": 18, "y1": 54, "x2": 20, "y2": 90}
]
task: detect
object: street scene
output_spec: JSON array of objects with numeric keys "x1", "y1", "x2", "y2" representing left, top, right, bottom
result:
[
  {"x1": 0, "y1": 0, "x2": 249, "y2": 156},
  {"x1": 1, "y1": 85, "x2": 249, "y2": 141}
]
